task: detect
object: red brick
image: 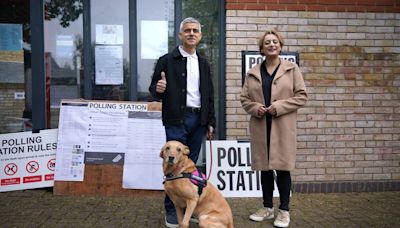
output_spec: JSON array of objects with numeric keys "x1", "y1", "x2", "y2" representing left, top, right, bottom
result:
[
  {"x1": 259, "y1": 0, "x2": 279, "y2": 3},
  {"x1": 239, "y1": 0, "x2": 259, "y2": 3},
  {"x1": 336, "y1": 0, "x2": 357, "y2": 5},
  {"x1": 279, "y1": 0, "x2": 298, "y2": 3},
  {"x1": 244, "y1": 3, "x2": 265, "y2": 10},
  {"x1": 345, "y1": 6, "x2": 366, "y2": 12},
  {"x1": 307, "y1": 5, "x2": 327, "y2": 11},
  {"x1": 365, "y1": 6, "x2": 388, "y2": 12},
  {"x1": 286, "y1": 4, "x2": 307, "y2": 11},
  {"x1": 385, "y1": 6, "x2": 400, "y2": 12},
  {"x1": 226, "y1": 3, "x2": 247, "y2": 10},
  {"x1": 298, "y1": 0, "x2": 318, "y2": 3},
  {"x1": 375, "y1": 0, "x2": 395, "y2": 6},
  {"x1": 344, "y1": 74, "x2": 357, "y2": 80},
  {"x1": 319, "y1": 0, "x2": 340, "y2": 5},
  {"x1": 326, "y1": 5, "x2": 347, "y2": 11},
  {"x1": 265, "y1": 5, "x2": 284, "y2": 10},
  {"x1": 357, "y1": 0, "x2": 377, "y2": 6}
]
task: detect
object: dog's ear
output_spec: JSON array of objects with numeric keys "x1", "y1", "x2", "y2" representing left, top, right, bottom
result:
[
  {"x1": 183, "y1": 145, "x2": 190, "y2": 155},
  {"x1": 159, "y1": 145, "x2": 164, "y2": 158}
]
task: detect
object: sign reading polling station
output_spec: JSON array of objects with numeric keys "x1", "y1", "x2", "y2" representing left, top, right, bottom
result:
[
  {"x1": 241, "y1": 51, "x2": 299, "y2": 86},
  {"x1": 206, "y1": 140, "x2": 279, "y2": 198}
]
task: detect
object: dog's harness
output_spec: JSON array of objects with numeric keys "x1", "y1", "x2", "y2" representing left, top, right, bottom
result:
[{"x1": 163, "y1": 170, "x2": 207, "y2": 195}]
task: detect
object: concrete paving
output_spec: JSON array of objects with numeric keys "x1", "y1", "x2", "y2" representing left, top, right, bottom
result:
[{"x1": 1, "y1": 188, "x2": 399, "y2": 227}]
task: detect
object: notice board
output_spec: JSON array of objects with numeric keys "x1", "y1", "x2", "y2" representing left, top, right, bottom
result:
[{"x1": 53, "y1": 99, "x2": 164, "y2": 196}]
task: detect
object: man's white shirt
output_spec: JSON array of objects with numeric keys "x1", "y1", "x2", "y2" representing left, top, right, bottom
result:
[{"x1": 179, "y1": 46, "x2": 201, "y2": 108}]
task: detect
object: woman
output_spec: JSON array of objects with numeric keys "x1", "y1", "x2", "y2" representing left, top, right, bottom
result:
[{"x1": 240, "y1": 28, "x2": 308, "y2": 227}]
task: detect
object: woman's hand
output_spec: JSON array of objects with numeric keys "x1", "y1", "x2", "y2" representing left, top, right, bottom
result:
[
  {"x1": 265, "y1": 105, "x2": 277, "y2": 116},
  {"x1": 258, "y1": 106, "x2": 268, "y2": 116}
]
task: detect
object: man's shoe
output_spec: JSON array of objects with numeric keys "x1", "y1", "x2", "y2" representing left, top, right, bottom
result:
[
  {"x1": 273, "y1": 209, "x2": 290, "y2": 227},
  {"x1": 249, "y1": 207, "x2": 274, "y2": 222},
  {"x1": 165, "y1": 213, "x2": 178, "y2": 228}
]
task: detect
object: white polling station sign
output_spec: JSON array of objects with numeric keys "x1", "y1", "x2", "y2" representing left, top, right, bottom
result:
[
  {"x1": 206, "y1": 140, "x2": 279, "y2": 197},
  {"x1": 0, "y1": 129, "x2": 58, "y2": 192},
  {"x1": 241, "y1": 51, "x2": 299, "y2": 86}
]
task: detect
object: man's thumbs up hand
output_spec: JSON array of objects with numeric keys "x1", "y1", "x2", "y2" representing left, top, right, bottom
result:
[{"x1": 156, "y1": 71, "x2": 167, "y2": 93}]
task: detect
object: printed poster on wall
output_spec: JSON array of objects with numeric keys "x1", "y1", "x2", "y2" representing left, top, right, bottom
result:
[
  {"x1": 0, "y1": 23, "x2": 22, "y2": 51},
  {"x1": 0, "y1": 129, "x2": 58, "y2": 192},
  {"x1": 95, "y1": 24, "x2": 123, "y2": 45},
  {"x1": 95, "y1": 45, "x2": 123, "y2": 85}
]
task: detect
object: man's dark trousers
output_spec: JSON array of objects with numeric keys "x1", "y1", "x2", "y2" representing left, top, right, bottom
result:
[{"x1": 164, "y1": 111, "x2": 207, "y2": 219}]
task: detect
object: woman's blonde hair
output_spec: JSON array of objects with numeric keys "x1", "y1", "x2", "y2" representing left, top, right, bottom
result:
[{"x1": 258, "y1": 28, "x2": 284, "y2": 56}]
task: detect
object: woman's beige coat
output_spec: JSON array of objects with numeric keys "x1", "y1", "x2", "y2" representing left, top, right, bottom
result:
[{"x1": 240, "y1": 59, "x2": 308, "y2": 171}]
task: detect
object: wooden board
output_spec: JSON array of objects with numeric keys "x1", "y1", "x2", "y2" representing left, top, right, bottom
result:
[
  {"x1": 53, "y1": 100, "x2": 164, "y2": 196},
  {"x1": 54, "y1": 164, "x2": 163, "y2": 196}
]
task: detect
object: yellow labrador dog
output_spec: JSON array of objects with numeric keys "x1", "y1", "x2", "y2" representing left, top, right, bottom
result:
[{"x1": 160, "y1": 140, "x2": 234, "y2": 228}]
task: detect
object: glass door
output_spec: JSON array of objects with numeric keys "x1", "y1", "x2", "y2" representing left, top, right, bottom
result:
[
  {"x1": 182, "y1": 0, "x2": 223, "y2": 138},
  {"x1": 44, "y1": 0, "x2": 84, "y2": 128},
  {"x1": 90, "y1": 0, "x2": 130, "y2": 101},
  {"x1": 136, "y1": 0, "x2": 175, "y2": 101}
]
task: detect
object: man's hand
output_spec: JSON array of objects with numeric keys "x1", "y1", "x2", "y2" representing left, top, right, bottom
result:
[
  {"x1": 156, "y1": 71, "x2": 167, "y2": 93},
  {"x1": 207, "y1": 126, "x2": 214, "y2": 140}
]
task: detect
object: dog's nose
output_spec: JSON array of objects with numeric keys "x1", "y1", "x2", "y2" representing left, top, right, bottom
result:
[{"x1": 168, "y1": 156, "x2": 174, "y2": 163}]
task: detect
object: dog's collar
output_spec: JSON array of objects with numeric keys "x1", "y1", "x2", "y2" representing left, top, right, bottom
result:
[
  {"x1": 163, "y1": 170, "x2": 207, "y2": 195},
  {"x1": 164, "y1": 172, "x2": 190, "y2": 181}
]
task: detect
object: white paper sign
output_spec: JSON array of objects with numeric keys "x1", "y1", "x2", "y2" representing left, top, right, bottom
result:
[
  {"x1": 122, "y1": 111, "x2": 165, "y2": 190},
  {"x1": 141, "y1": 20, "x2": 168, "y2": 59},
  {"x1": 96, "y1": 24, "x2": 123, "y2": 45},
  {"x1": 206, "y1": 140, "x2": 279, "y2": 197},
  {"x1": 54, "y1": 102, "x2": 88, "y2": 181},
  {"x1": 242, "y1": 51, "x2": 299, "y2": 85},
  {"x1": 56, "y1": 35, "x2": 74, "y2": 58},
  {"x1": 95, "y1": 45, "x2": 123, "y2": 85},
  {"x1": 0, "y1": 129, "x2": 58, "y2": 192}
]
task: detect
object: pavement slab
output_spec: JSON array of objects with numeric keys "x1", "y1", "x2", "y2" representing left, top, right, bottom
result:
[{"x1": 0, "y1": 188, "x2": 399, "y2": 227}]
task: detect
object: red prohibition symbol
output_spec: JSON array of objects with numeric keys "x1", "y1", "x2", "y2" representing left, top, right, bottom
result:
[
  {"x1": 47, "y1": 159, "x2": 56, "y2": 171},
  {"x1": 4, "y1": 163, "x2": 18, "y2": 176},
  {"x1": 26, "y1": 161, "x2": 39, "y2": 173}
]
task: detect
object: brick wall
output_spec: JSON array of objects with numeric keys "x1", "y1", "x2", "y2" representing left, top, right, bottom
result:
[
  {"x1": 225, "y1": 2, "x2": 400, "y2": 191},
  {"x1": 226, "y1": 0, "x2": 400, "y2": 12}
]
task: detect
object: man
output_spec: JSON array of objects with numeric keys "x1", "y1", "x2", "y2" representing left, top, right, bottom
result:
[{"x1": 149, "y1": 17, "x2": 216, "y2": 228}]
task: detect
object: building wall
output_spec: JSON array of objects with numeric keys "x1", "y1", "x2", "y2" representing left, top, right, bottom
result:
[{"x1": 225, "y1": 0, "x2": 400, "y2": 191}]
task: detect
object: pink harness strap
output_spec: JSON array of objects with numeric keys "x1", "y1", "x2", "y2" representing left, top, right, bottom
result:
[{"x1": 190, "y1": 170, "x2": 207, "y2": 186}]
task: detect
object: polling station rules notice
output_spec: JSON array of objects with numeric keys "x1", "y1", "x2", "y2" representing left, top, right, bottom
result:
[{"x1": 0, "y1": 129, "x2": 58, "y2": 192}]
